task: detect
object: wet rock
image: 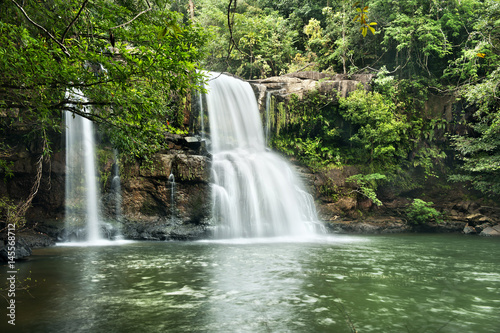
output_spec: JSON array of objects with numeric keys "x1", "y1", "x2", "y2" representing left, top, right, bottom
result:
[
  {"x1": 475, "y1": 223, "x2": 491, "y2": 233},
  {"x1": 0, "y1": 236, "x2": 32, "y2": 262},
  {"x1": 172, "y1": 154, "x2": 209, "y2": 182},
  {"x1": 183, "y1": 136, "x2": 203, "y2": 150},
  {"x1": 466, "y1": 213, "x2": 483, "y2": 221},
  {"x1": 454, "y1": 201, "x2": 480, "y2": 214},
  {"x1": 412, "y1": 221, "x2": 466, "y2": 233},
  {"x1": 17, "y1": 231, "x2": 55, "y2": 248},
  {"x1": 139, "y1": 153, "x2": 175, "y2": 178},
  {"x1": 463, "y1": 224, "x2": 477, "y2": 235},
  {"x1": 326, "y1": 218, "x2": 410, "y2": 234},
  {"x1": 121, "y1": 220, "x2": 209, "y2": 241},
  {"x1": 336, "y1": 197, "x2": 357, "y2": 211}
]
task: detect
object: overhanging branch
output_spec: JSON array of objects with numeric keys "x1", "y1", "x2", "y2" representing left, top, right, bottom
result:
[
  {"x1": 11, "y1": 0, "x2": 71, "y2": 57},
  {"x1": 60, "y1": 0, "x2": 90, "y2": 43},
  {"x1": 110, "y1": 0, "x2": 152, "y2": 30}
]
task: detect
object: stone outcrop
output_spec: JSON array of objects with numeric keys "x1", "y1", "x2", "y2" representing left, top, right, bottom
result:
[
  {"x1": 479, "y1": 225, "x2": 500, "y2": 237},
  {"x1": 121, "y1": 148, "x2": 212, "y2": 232},
  {"x1": 249, "y1": 71, "x2": 375, "y2": 113},
  {"x1": 0, "y1": 132, "x2": 212, "y2": 243},
  {"x1": 445, "y1": 202, "x2": 500, "y2": 236},
  {"x1": 0, "y1": 237, "x2": 31, "y2": 262},
  {"x1": 104, "y1": 135, "x2": 212, "y2": 241}
]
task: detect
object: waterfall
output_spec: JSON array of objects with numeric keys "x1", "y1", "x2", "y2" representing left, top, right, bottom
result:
[
  {"x1": 265, "y1": 91, "x2": 272, "y2": 146},
  {"x1": 169, "y1": 173, "x2": 176, "y2": 223},
  {"x1": 199, "y1": 92, "x2": 205, "y2": 140},
  {"x1": 111, "y1": 149, "x2": 122, "y2": 222},
  {"x1": 64, "y1": 89, "x2": 102, "y2": 243},
  {"x1": 205, "y1": 73, "x2": 319, "y2": 238}
]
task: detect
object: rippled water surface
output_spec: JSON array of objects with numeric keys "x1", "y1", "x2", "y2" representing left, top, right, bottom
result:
[{"x1": 2, "y1": 234, "x2": 499, "y2": 332}]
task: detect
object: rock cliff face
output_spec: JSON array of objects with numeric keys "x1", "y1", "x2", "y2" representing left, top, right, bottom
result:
[
  {"x1": 1, "y1": 132, "x2": 212, "y2": 242},
  {"x1": 118, "y1": 137, "x2": 212, "y2": 240},
  {"x1": 249, "y1": 71, "x2": 375, "y2": 113},
  {"x1": 248, "y1": 71, "x2": 499, "y2": 235}
]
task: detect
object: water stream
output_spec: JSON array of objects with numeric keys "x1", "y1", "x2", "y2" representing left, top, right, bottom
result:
[
  {"x1": 265, "y1": 90, "x2": 272, "y2": 146},
  {"x1": 111, "y1": 149, "x2": 122, "y2": 222},
  {"x1": 169, "y1": 173, "x2": 176, "y2": 224}
]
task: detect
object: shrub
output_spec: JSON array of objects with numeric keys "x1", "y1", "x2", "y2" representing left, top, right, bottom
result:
[{"x1": 405, "y1": 199, "x2": 442, "y2": 224}]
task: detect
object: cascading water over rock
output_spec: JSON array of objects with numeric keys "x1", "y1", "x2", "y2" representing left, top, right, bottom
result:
[
  {"x1": 204, "y1": 73, "x2": 319, "y2": 238},
  {"x1": 169, "y1": 173, "x2": 176, "y2": 224}
]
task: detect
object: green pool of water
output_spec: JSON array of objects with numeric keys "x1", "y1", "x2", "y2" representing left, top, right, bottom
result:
[{"x1": 2, "y1": 234, "x2": 499, "y2": 332}]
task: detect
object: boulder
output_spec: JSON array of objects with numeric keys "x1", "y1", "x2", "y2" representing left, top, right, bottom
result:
[
  {"x1": 172, "y1": 154, "x2": 209, "y2": 182},
  {"x1": 479, "y1": 225, "x2": 500, "y2": 237},
  {"x1": 463, "y1": 224, "x2": 477, "y2": 235},
  {"x1": 0, "y1": 236, "x2": 32, "y2": 262},
  {"x1": 249, "y1": 71, "x2": 375, "y2": 113},
  {"x1": 139, "y1": 153, "x2": 175, "y2": 178}
]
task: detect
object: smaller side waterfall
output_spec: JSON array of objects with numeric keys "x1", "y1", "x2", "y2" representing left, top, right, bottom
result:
[
  {"x1": 111, "y1": 149, "x2": 122, "y2": 222},
  {"x1": 199, "y1": 92, "x2": 205, "y2": 140},
  {"x1": 64, "y1": 89, "x2": 102, "y2": 243},
  {"x1": 264, "y1": 91, "x2": 272, "y2": 146},
  {"x1": 169, "y1": 173, "x2": 176, "y2": 223}
]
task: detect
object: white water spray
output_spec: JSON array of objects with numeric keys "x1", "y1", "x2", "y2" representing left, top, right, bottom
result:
[
  {"x1": 199, "y1": 92, "x2": 205, "y2": 140},
  {"x1": 205, "y1": 73, "x2": 320, "y2": 238}
]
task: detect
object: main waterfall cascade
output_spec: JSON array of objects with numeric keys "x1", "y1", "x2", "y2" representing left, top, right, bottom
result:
[
  {"x1": 204, "y1": 73, "x2": 320, "y2": 238},
  {"x1": 64, "y1": 89, "x2": 103, "y2": 242}
]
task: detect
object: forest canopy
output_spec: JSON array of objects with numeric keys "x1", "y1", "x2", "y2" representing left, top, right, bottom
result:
[
  {"x1": 0, "y1": 0, "x2": 208, "y2": 158},
  {"x1": 189, "y1": 0, "x2": 499, "y2": 197}
]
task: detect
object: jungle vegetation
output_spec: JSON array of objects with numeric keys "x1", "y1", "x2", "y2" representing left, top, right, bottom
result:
[
  {"x1": 190, "y1": 0, "x2": 499, "y2": 199},
  {"x1": 0, "y1": 0, "x2": 499, "y2": 224}
]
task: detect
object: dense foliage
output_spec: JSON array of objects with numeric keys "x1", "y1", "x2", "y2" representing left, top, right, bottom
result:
[
  {"x1": 0, "y1": 0, "x2": 207, "y2": 225},
  {"x1": 0, "y1": 0, "x2": 207, "y2": 159},
  {"x1": 188, "y1": 0, "x2": 499, "y2": 200}
]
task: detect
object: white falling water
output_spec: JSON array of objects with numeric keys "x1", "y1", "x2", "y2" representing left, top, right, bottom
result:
[
  {"x1": 265, "y1": 91, "x2": 272, "y2": 146},
  {"x1": 111, "y1": 149, "x2": 122, "y2": 222},
  {"x1": 169, "y1": 173, "x2": 176, "y2": 223},
  {"x1": 64, "y1": 89, "x2": 102, "y2": 242},
  {"x1": 205, "y1": 73, "x2": 319, "y2": 238},
  {"x1": 199, "y1": 92, "x2": 205, "y2": 140}
]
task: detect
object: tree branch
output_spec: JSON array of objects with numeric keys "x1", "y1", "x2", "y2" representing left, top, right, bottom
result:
[
  {"x1": 11, "y1": 0, "x2": 70, "y2": 57},
  {"x1": 60, "y1": 0, "x2": 90, "y2": 43},
  {"x1": 13, "y1": 130, "x2": 47, "y2": 226},
  {"x1": 110, "y1": 0, "x2": 152, "y2": 30},
  {"x1": 227, "y1": 0, "x2": 247, "y2": 57},
  {"x1": 209, "y1": 0, "x2": 243, "y2": 81}
]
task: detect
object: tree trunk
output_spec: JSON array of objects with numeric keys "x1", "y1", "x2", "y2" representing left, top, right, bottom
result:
[{"x1": 188, "y1": 0, "x2": 195, "y2": 21}]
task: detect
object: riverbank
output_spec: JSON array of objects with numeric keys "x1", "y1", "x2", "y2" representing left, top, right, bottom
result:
[{"x1": 2, "y1": 215, "x2": 499, "y2": 263}]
